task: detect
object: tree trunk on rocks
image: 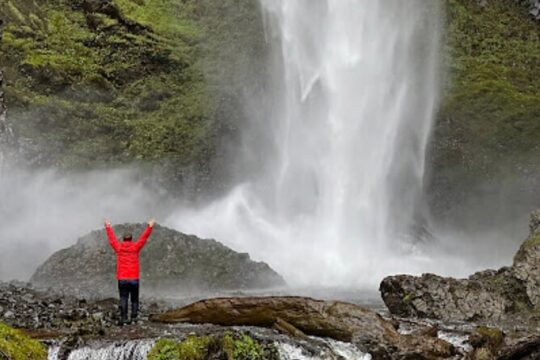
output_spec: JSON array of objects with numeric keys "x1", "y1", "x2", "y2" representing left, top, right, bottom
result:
[{"x1": 150, "y1": 296, "x2": 456, "y2": 359}]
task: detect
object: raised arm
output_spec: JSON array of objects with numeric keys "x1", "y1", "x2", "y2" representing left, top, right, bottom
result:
[
  {"x1": 104, "y1": 219, "x2": 120, "y2": 251},
  {"x1": 135, "y1": 218, "x2": 155, "y2": 251}
]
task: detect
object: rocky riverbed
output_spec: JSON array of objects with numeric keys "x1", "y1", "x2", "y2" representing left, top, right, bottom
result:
[
  {"x1": 2, "y1": 213, "x2": 540, "y2": 359},
  {"x1": 0, "y1": 279, "x2": 517, "y2": 359},
  {"x1": 380, "y1": 210, "x2": 540, "y2": 359}
]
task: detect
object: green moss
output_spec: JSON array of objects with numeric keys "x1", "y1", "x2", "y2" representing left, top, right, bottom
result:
[
  {"x1": 0, "y1": 0, "x2": 265, "y2": 191},
  {"x1": 231, "y1": 334, "x2": 265, "y2": 360},
  {"x1": 514, "y1": 233, "x2": 540, "y2": 263},
  {"x1": 148, "y1": 333, "x2": 275, "y2": 360},
  {"x1": 402, "y1": 293, "x2": 412, "y2": 304},
  {"x1": 6, "y1": 1, "x2": 26, "y2": 23},
  {"x1": 430, "y1": 0, "x2": 540, "y2": 199},
  {"x1": 0, "y1": 322, "x2": 47, "y2": 360},
  {"x1": 475, "y1": 326, "x2": 504, "y2": 349},
  {"x1": 147, "y1": 336, "x2": 212, "y2": 360}
]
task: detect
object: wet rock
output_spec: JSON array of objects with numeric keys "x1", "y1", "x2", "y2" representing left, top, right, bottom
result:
[
  {"x1": 512, "y1": 210, "x2": 540, "y2": 307},
  {"x1": 0, "y1": 281, "x2": 121, "y2": 332},
  {"x1": 151, "y1": 296, "x2": 456, "y2": 359},
  {"x1": 467, "y1": 326, "x2": 505, "y2": 360},
  {"x1": 496, "y1": 334, "x2": 540, "y2": 360},
  {"x1": 30, "y1": 224, "x2": 285, "y2": 299},
  {"x1": 380, "y1": 209, "x2": 540, "y2": 323}
]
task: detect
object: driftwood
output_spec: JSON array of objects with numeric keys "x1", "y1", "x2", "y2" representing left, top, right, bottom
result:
[{"x1": 151, "y1": 296, "x2": 456, "y2": 359}]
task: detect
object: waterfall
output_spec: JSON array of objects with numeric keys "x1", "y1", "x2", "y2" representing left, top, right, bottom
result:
[{"x1": 170, "y1": 0, "x2": 443, "y2": 286}]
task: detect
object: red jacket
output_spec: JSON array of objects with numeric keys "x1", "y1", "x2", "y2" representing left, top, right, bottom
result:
[{"x1": 106, "y1": 224, "x2": 153, "y2": 280}]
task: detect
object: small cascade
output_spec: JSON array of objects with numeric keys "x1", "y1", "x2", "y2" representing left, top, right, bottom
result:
[
  {"x1": 48, "y1": 338, "x2": 370, "y2": 360},
  {"x1": 277, "y1": 339, "x2": 372, "y2": 360},
  {"x1": 326, "y1": 339, "x2": 373, "y2": 360},
  {"x1": 48, "y1": 340, "x2": 154, "y2": 360}
]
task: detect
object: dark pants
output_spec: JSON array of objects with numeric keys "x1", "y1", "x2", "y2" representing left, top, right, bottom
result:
[{"x1": 118, "y1": 280, "x2": 139, "y2": 322}]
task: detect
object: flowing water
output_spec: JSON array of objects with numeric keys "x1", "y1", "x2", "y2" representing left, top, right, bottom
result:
[
  {"x1": 48, "y1": 339, "x2": 371, "y2": 360},
  {"x1": 48, "y1": 341, "x2": 154, "y2": 360},
  {"x1": 170, "y1": 0, "x2": 445, "y2": 287},
  {"x1": 278, "y1": 339, "x2": 372, "y2": 360}
]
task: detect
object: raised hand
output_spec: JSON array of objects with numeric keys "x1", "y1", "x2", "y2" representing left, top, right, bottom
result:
[
  {"x1": 148, "y1": 218, "x2": 156, "y2": 227},
  {"x1": 104, "y1": 218, "x2": 111, "y2": 227}
]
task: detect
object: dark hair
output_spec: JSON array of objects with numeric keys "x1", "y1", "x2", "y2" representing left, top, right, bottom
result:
[{"x1": 123, "y1": 233, "x2": 133, "y2": 241}]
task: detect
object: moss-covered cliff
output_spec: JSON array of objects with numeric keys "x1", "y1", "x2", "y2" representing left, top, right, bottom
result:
[
  {"x1": 0, "y1": 0, "x2": 266, "y2": 190},
  {"x1": 428, "y1": 0, "x2": 540, "y2": 219}
]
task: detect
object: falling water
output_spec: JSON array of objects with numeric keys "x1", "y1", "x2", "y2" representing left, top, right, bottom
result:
[{"x1": 170, "y1": 0, "x2": 444, "y2": 286}]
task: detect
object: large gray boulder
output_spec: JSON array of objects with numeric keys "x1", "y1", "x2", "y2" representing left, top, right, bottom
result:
[
  {"x1": 380, "y1": 210, "x2": 540, "y2": 323},
  {"x1": 30, "y1": 224, "x2": 285, "y2": 298}
]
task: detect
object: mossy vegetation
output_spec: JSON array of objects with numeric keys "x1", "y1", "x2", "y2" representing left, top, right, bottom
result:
[
  {"x1": 148, "y1": 336, "x2": 213, "y2": 360},
  {"x1": 429, "y1": 0, "x2": 540, "y2": 208},
  {"x1": 147, "y1": 333, "x2": 277, "y2": 360},
  {"x1": 0, "y1": 0, "x2": 266, "y2": 190},
  {"x1": 514, "y1": 233, "x2": 540, "y2": 263},
  {"x1": 0, "y1": 322, "x2": 47, "y2": 360},
  {"x1": 223, "y1": 333, "x2": 266, "y2": 360}
]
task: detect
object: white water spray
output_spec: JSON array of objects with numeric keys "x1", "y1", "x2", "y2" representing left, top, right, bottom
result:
[{"x1": 170, "y1": 0, "x2": 446, "y2": 286}]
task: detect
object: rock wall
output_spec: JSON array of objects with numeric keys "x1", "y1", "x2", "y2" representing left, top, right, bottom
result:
[
  {"x1": 380, "y1": 210, "x2": 540, "y2": 323},
  {"x1": 513, "y1": 209, "x2": 540, "y2": 306},
  {"x1": 428, "y1": 0, "x2": 540, "y2": 227},
  {"x1": 0, "y1": 0, "x2": 267, "y2": 194}
]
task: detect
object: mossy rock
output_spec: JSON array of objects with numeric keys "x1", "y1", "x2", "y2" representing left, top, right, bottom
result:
[
  {"x1": 147, "y1": 333, "x2": 278, "y2": 360},
  {"x1": 514, "y1": 233, "x2": 540, "y2": 263},
  {"x1": 0, "y1": 322, "x2": 47, "y2": 360},
  {"x1": 475, "y1": 326, "x2": 504, "y2": 349}
]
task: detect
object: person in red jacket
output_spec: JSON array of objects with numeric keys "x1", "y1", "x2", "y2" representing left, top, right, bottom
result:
[{"x1": 105, "y1": 218, "x2": 156, "y2": 325}]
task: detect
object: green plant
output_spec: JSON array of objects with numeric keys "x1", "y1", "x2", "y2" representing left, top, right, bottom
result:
[
  {"x1": 232, "y1": 334, "x2": 265, "y2": 360},
  {"x1": 0, "y1": 322, "x2": 47, "y2": 360},
  {"x1": 147, "y1": 336, "x2": 211, "y2": 360}
]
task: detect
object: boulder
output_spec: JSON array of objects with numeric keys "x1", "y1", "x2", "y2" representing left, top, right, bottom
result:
[
  {"x1": 30, "y1": 224, "x2": 285, "y2": 298},
  {"x1": 151, "y1": 296, "x2": 456, "y2": 359},
  {"x1": 512, "y1": 209, "x2": 540, "y2": 306},
  {"x1": 380, "y1": 210, "x2": 540, "y2": 323}
]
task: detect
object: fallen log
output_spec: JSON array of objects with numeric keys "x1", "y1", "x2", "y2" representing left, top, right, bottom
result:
[{"x1": 151, "y1": 296, "x2": 456, "y2": 359}]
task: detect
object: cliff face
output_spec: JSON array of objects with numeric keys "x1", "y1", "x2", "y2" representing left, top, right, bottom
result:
[
  {"x1": 428, "y1": 0, "x2": 540, "y2": 223},
  {"x1": 0, "y1": 0, "x2": 267, "y2": 192}
]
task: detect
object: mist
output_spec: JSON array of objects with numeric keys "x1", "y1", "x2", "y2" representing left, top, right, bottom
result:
[{"x1": 0, "y1": 161, "x2": 172, "y2": 281}]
